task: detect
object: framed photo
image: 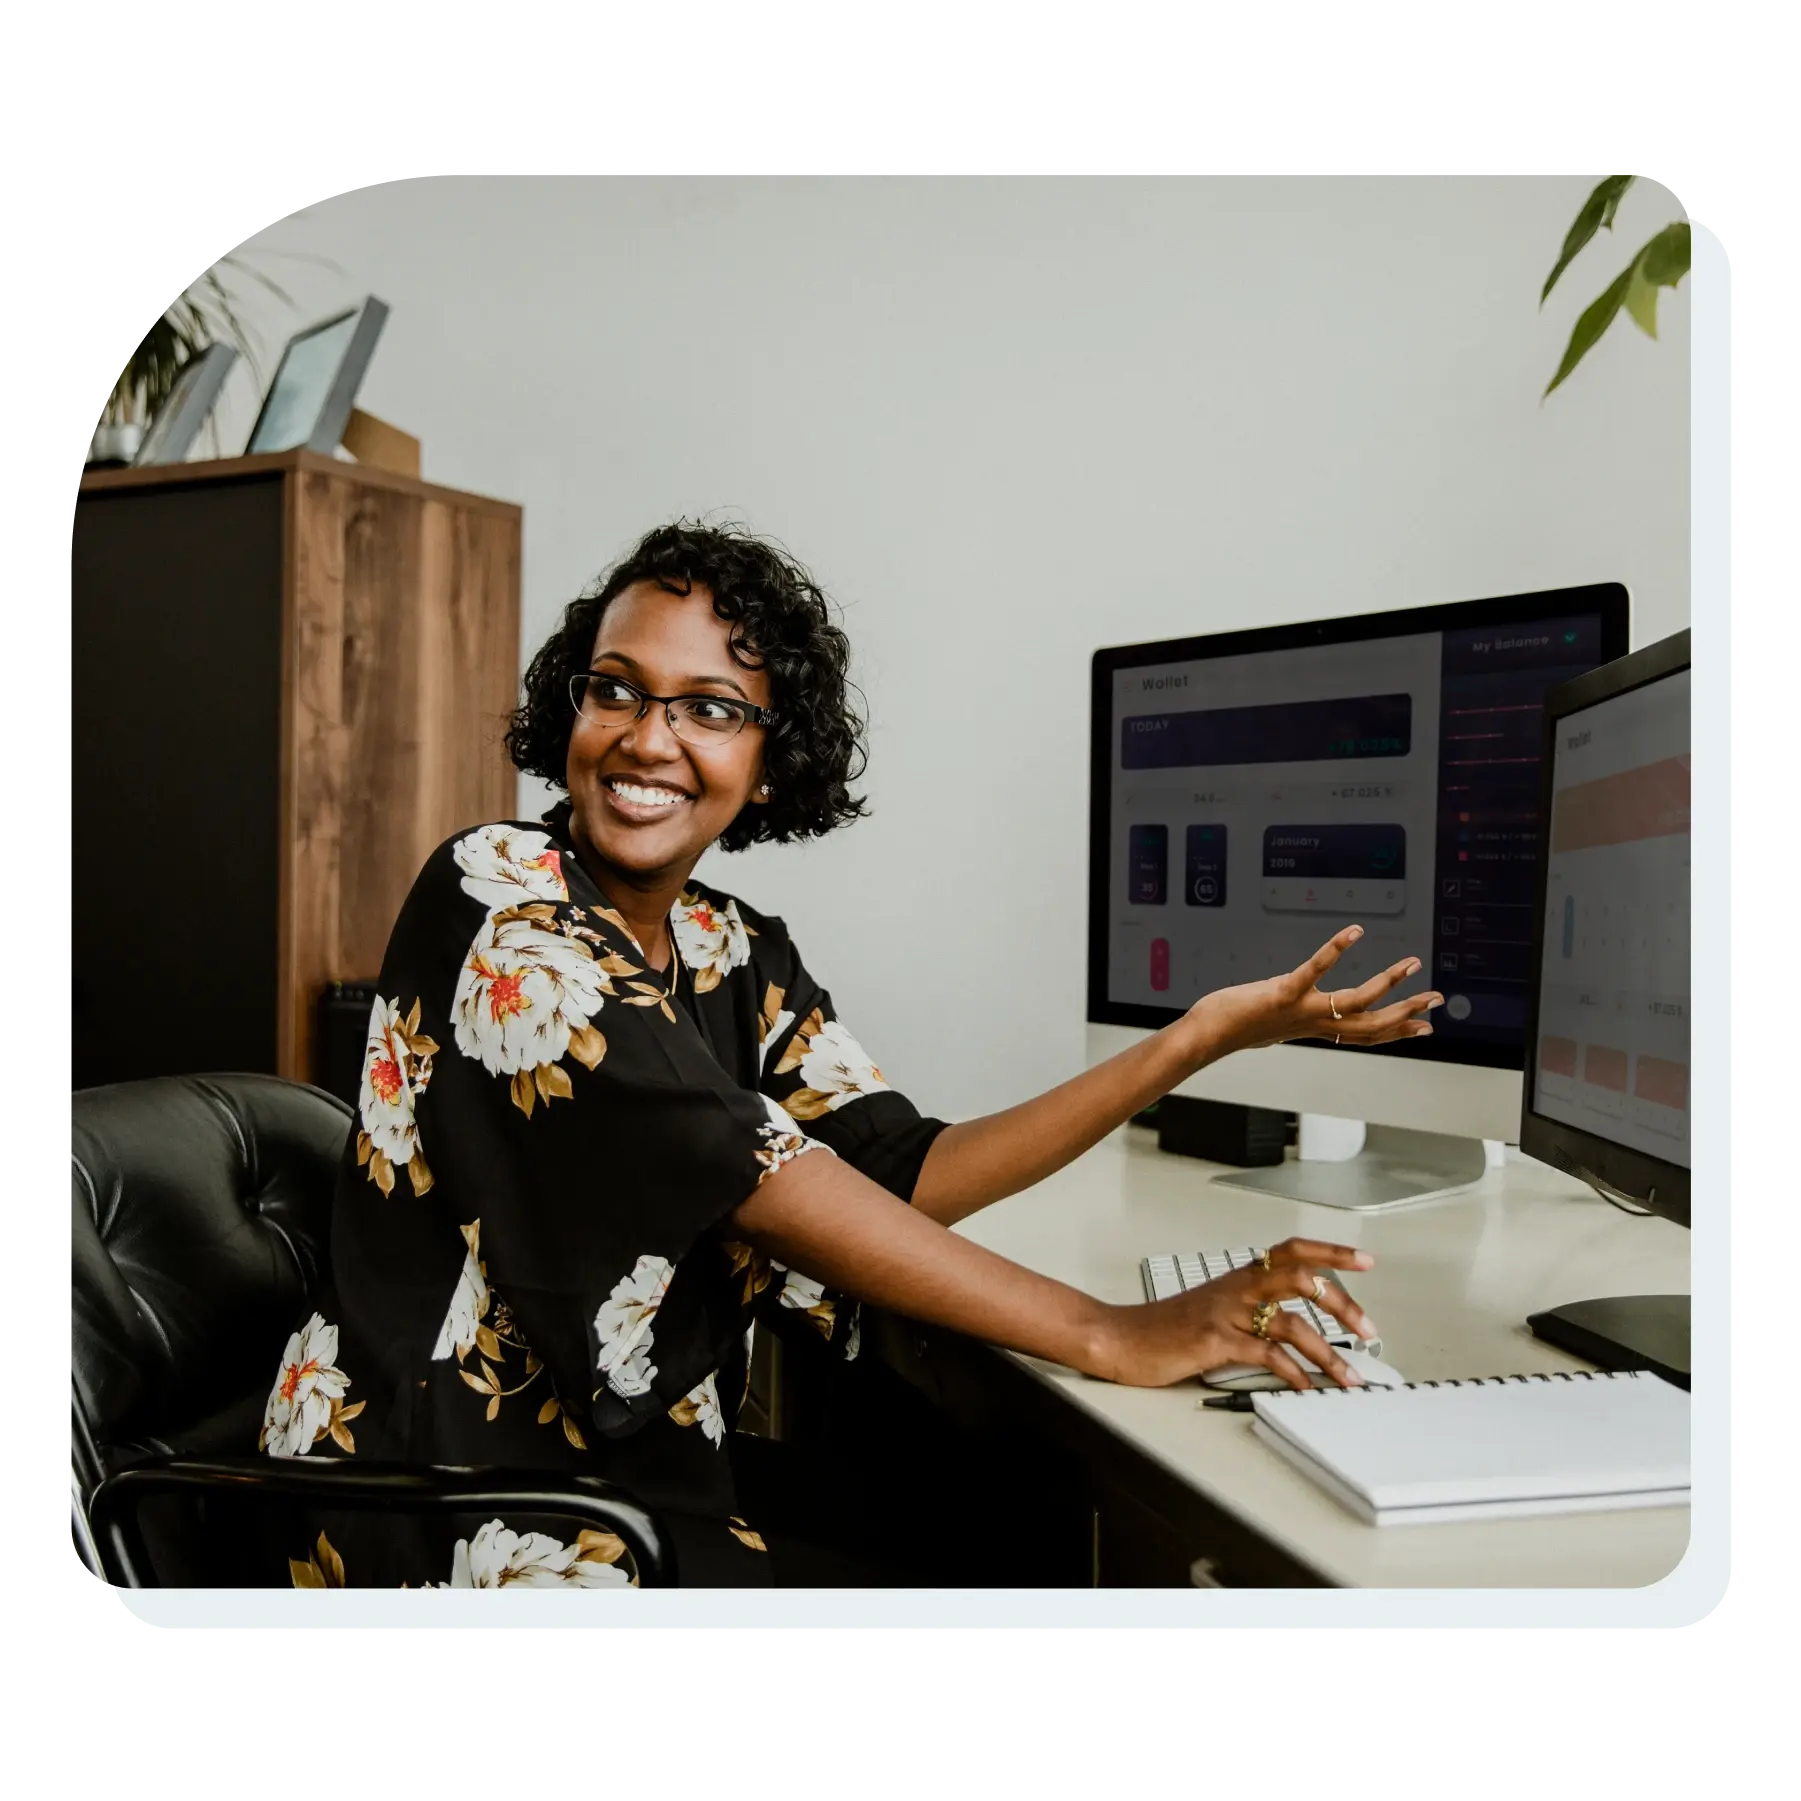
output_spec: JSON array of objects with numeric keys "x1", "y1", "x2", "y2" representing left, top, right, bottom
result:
[
  {"x1": 132, "y1": 342, "x2": 239, "y2": 466},
  {"x1": 245, "y1": 295, "x2": 390, "y2": 456}
]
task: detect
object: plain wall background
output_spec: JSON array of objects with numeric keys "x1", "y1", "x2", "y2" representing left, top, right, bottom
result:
[{"x1": 198, "y1": 177, "x2": 1689, "y2": 1120}]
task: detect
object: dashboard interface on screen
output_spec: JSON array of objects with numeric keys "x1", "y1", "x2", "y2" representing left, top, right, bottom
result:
[
  {"x1": 1103, "y1": 610, "x2": 1610, "y2": 1058},
  {"x1": 1531, "y1": 669, "x2": 1690, "y2": 1167}
]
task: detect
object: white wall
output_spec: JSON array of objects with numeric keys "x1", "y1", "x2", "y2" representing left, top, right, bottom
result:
[{"x1": 207, "y1": 177, "x2": 1689, "y2": 1121}]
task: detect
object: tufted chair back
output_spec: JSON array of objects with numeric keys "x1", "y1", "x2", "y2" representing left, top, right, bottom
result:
[{"x1": 72, "y1": 1074, "x2": 350, "y2": 1480}]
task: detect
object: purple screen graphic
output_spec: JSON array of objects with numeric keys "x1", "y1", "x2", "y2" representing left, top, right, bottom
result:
[{"x1": 1122, "y1": 694, "x2": 1412, "y2": 770}]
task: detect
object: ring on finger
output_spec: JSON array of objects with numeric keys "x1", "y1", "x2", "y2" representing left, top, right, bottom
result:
[
  {"x1": 1311, "y1": 1274, "x2": 1329, "y2": 1304},
  {"x1": 1251, "y1": 1300, "x2": 1279, "y2": 1339},
  {"x1": 1258, "y1": 1248, "x2": 1273, "y2": 1272},
  {"x1": 1329, "y1": 991, "x2": 1343, "y2": 1020}
]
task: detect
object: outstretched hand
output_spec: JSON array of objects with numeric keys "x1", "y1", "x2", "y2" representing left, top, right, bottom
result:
[{"x1": 1188, "y1": 924, "x2": 1441, "y2": 1059}]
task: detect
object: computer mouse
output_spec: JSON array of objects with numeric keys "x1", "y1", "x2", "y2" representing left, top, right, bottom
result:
[
  {"x1": 1338, "y1": 1345, "x2": 1405, "y2": 1387},
  {"x1": 1200, "y1": 1344, "x2": 1403, "y2": 1392}
]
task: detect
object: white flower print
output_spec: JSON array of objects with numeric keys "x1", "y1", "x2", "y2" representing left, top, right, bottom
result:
[
  {"x1": 260, "y1": 1314, "x2": 364, "y2": 1458},
  {"x1": 775, "y1": 1262, "x2": 838, "y2": 1341},
  {"x1": 453, "y1": 824, "x2": 570, "y2": 911},
  {"x1": 442, "y1": 1520, "x2": 632, "y2": 1589},
  {"x1": 762, "y1": 1093, "x2": 807, "y2": 1137},
  {"x1": 755, "y1": 1094, "x2": 829, "y2": 1184},
  {"x1": 795, "y1": 1018, "x2": 890, "y2": 1113},
  {"x1": 752, "y1": 994, "x2": 796, "y2": 1073},
  {"x1": 453, "y1": 904, "x2": 610, "y2": 1114},
  {"x1": 669, "y1": 1371, "x2": 725, "y2": 1446},
  {"x1": 670, "y1": 890, "x2": 754, "y2": 993},
  {"x1": 777, "y1": 1266, "x2": 827, "y2": 1312},
  {"x1": 356, "y1": 995, "x2": 437, "y2": 1196},
  {"x1": 758, "y1": 1009, "x2": 796, "y2": 1075},
  {"x1": 593, "y1": 1253, "x2": 673, "y2": 1398},
  {"x1": 431, "y1": 1221, "x2": 489, "y2": 1362},
  {"x1": 757, "y1": 982, "x2": 797, "y2": 1076}
]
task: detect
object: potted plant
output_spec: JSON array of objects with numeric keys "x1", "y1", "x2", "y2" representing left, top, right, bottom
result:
[{"x1": 89, "y1": 255, "x2": 290, "y2": 466}]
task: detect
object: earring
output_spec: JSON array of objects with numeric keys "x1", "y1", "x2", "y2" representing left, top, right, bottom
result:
[{"x1": 758, "y1": 784, "x2": 772, "y2": 798}]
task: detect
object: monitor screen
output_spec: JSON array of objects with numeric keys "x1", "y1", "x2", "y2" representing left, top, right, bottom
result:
[
  {"x1": 1529, "y1": 666, "x2": 1690, "y2": 1167},
  {"x1": 1090, "y1": 588, "x2": 1628, "y2": 1069}
]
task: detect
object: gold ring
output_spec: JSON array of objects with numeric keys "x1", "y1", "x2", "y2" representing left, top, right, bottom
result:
[
  {"x1": 1329, "y1": 991, "x2": 1343, "y2": 1020},
  {"x1": 1251, "y1": 1300, "x2": 1279, "y2": 1339},
  {"x1": 1312, "y1": 1275, "x2": 1329, "y2": 1304},
  {"x1": 1258, "y1": 1248, "x2": 1274, "y2": 1272},
  {"x1": 1333, "y1": 1031, "x2": 1341, "y2": 1044}
]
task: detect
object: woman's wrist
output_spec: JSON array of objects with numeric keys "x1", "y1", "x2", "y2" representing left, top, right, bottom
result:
[
  {"x1": 1170, "y1": 999, "x2": 1228, "y2": 1077},
  {"x1": 1073, "y1": 1299, "x2": 1132, "y2": 1384}
]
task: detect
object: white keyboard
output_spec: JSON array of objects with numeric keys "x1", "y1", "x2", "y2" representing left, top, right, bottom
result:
[{"x1": 1140, "y1": 1245, "x2": 1380, "y2": 1357}]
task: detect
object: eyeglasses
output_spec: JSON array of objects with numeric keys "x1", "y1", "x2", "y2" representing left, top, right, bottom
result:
[{"x1": 568, "y1": 671, "x2": 777, "y2": 745}]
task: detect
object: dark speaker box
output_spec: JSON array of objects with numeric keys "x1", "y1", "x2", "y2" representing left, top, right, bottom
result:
[
  {"x1": 317, "y1": 981, "x2": 379, "y2": 1109},
  {"x1": 1152, "y1": 1095, "x2": 1292, "y2": 1166}
]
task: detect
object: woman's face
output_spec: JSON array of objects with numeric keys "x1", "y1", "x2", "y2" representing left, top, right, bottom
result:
[{"x1": 565, "y1": 580, "x2": 772, "y2": 885}]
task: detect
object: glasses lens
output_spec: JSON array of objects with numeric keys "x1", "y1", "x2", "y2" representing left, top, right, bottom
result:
[
  {"x1": 573, "y1": 674, "x2": 643, "y2": 723},
  {"x1": 669, "y1": 697, "x2": 747, "y2": 741}
]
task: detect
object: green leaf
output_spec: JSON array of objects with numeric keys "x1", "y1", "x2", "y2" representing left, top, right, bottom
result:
[
  {"x1": 1540, "y1": 175, "x2": 1636, "y2": 305},
  {"x1": 1637, "y1": 220, "x2": 1691, "y2": 289},
  {"x1": 1622, "y1": 266, "x2": 1661, "y2": 338},
  {"x1": 1619, "y1": 222, "x2": 1693, "y2": 341},
  {"x1": 1543, "y1": 264, "x2": 1634, "y2": 397}
]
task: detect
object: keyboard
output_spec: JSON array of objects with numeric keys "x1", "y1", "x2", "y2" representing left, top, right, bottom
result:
[{"x1": 1140, "y1": 1245, "x2": 1381, "y2": 1358}]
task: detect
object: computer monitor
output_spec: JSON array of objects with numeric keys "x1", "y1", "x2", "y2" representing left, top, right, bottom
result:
[
  {"x1": 1086, "y1": 583, "x2": 1630, "y2": 1208},
  {"x1": 1518, "y1": 628, "x2": 1690, "y2": 1387}
]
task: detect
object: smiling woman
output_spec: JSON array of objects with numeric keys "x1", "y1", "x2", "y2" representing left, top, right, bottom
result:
[
  {"x1": 248, "y1": 519, "x2": 1438, "y2": 1590},
  {"x1": 507, "y1": 522, "x2": 869, "y2": 863}
]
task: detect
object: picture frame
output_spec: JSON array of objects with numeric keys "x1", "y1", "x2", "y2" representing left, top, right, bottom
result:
[
  {"x1": 131, "y1": 342, "x2": 239, "y2": 466},
  {"x1": 244, "y1": 295, "x2": 390, "y2": 456}
]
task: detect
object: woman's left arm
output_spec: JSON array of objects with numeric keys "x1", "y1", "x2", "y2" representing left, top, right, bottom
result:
[{"x1": 908, "y1": 925, "x2": 1441, "y2": 1228}]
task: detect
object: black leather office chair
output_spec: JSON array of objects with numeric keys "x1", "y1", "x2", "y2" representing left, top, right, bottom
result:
[{"x1": 72, "y1": 1073, "x2": 671, "y2": 1586}]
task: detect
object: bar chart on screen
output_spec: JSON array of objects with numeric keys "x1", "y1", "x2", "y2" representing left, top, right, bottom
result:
[{"x1": 1533, "y1": 684, "x2": 1690, "y2": 1168}]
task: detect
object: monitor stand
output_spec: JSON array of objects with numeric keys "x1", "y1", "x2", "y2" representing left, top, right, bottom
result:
[
  {"x1": 1208, "y1": 1121, "x2": 1489, "y2": 1212},
  {"x1": 1527, "y1": 1294, "x2": 1691, "y2": 1391}
]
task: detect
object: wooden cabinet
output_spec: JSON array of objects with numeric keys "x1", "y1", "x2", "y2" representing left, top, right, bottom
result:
[{"x1": 74, "y1": 452, "x2": 521, "y2": 1090}]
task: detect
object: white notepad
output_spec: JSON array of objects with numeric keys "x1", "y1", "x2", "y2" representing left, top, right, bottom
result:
[{"x1": 1250, "y1": 1371, "x2": 1690, "y2": 1526}]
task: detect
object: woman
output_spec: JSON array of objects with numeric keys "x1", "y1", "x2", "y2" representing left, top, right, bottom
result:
[{"x1": 255, "y1": 521, "x2": 1440, "y2": 1589}]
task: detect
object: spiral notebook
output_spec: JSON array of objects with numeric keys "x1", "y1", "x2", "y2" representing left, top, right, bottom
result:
[{"x1": 1249, "y1": 1370, "x2": 1690, "y2": 1527}]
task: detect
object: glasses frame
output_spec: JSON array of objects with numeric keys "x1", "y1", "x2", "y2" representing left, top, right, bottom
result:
[{"x1": 568, "y1": 670, "x2": 778, "y2": 744}]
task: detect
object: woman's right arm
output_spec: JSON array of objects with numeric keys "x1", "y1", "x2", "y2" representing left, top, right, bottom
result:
[{"x1": 730, "y1": 1149, "x2": 1379, "y2": 1390}]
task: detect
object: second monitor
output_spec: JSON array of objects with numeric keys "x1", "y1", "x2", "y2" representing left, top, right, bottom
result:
[{"x1": 1087, "y1": 583, "x2": 1630, "y2": 1207}]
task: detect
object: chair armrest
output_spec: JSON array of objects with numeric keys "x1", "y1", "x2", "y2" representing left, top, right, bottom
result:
[
  {"x1": 87, "y1": 1455, "x2": 675, "y2": 1588},
  {"x1": 65, "y1": 1469, "x2": 107, "y2": 1584},
  {"x1": 71, "y1": 1394, "x2": 107, "y2": 1503}
]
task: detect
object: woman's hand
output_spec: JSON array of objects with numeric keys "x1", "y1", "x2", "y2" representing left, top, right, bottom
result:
[
  {"x1": 1097, "y1": 1237, "x2": 1379, "y2": 1389},
  {"x1": 1186, "y1": 924, "x2": 1441, "y2": 1061}
]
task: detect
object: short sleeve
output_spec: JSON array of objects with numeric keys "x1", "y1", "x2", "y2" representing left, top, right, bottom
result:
[
  {"x1": 354, "y1": 823, "x2": 831, "y2": 1442},
  {"x1": 735, "y1": 925, "x2": 947, "y2": 1362},
  {"x1": 752, "y1": 939, "x2": 947, "y2": 1204}
]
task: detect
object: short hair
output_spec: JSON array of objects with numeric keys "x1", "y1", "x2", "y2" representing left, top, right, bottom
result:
[{"x1": 507, "y1": 520, "x2": 870, "y2": 852}]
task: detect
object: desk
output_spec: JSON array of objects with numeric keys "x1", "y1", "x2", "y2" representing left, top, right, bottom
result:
[{"x1": 862, "y1": 1124, "x2": 1690, "y2": 1589}]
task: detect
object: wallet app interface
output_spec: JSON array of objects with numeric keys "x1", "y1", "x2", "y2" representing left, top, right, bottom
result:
[{"x1": 1106, "y1": 612, "x2": 1607, "y2": 1055}]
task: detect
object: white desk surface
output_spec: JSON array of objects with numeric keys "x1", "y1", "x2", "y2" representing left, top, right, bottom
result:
[{"x1": 953, "y1": 1125, "x2": 1691, "y2": 1589}]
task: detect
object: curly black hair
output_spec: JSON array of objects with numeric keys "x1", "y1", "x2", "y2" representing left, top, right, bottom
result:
[{"x1": 507, "y1": 520, "x2": 870, "y2": 852}]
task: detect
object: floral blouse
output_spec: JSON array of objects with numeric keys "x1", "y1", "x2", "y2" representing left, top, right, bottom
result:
[{"x1": 255, "y1": 807, "x2": 946, "y2": 1589}]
